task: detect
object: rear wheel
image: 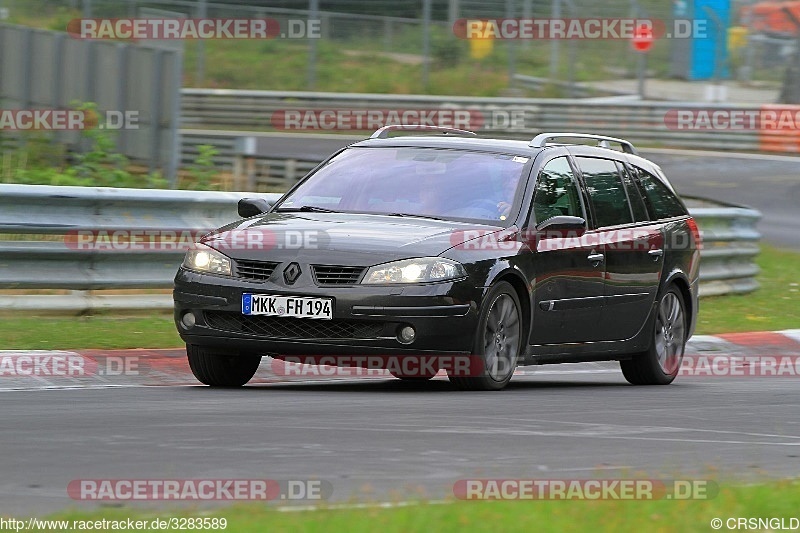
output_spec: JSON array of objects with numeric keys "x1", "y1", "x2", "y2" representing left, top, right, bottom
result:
[
  {"x1": 449, "y1": 281, "x2": 522, "y2": 391},
  {"x1": 186, "y1": 344, "x2": 261, "y2": 387},
  {"x1": 620, "y1": 286, "x2": 687, "y2": 385}
]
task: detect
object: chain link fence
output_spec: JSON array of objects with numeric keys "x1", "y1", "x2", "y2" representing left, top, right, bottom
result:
[{"x1": 0, "y1": 0, "x2": 796, "y2": 100}]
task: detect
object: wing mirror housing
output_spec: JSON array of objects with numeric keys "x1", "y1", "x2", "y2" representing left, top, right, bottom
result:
[
  {"x1": 237, "y1": 197, "x2": 273, "y2": 218},
  {"x1": 535, "y1": 215, "x2": 587, "y2": 236}
]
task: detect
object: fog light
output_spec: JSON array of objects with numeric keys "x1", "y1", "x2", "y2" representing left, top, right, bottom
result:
[
  {"x1": 181, "y1": 312, "x2": 196, "y2": 329},
  {"x1": 397, "y1": 325, "x2": 416, "y2": 344}
]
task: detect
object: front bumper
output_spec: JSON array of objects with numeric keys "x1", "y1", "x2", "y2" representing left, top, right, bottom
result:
[{"x1": 173, "y1": 268, "x2": 481, "y2": 355}]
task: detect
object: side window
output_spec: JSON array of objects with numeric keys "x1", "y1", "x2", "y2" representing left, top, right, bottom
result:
[
  {"x1": 575, "y1": 157, "x2": 633, "y2": 228},
  {"x1": 633, "y1": 167, "x2": 688, "y2": 219},
  {"x1": 619, "y1": 164, "x2": 650, "y2": 222},
  {"x1": 532, "y1": 157, "x2": 583, "y2": 224}
]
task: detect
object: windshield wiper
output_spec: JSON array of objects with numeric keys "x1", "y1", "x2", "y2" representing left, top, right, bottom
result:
[
  {"x1": 276, "y1": 205, "x2": 339, "y2": 213},
  {"x1": 384, "y1": 212, "x2": 448, "y2": 222}
]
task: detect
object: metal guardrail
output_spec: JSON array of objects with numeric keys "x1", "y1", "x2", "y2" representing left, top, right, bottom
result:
[
  {"x1": 0, "y1": 185, "x2": 760, "y2": 310},
  {"x1": 178, "y1": 90, "x2": 800, "y2": 192},
  {"x1": 683, "y1": 198, "x2": 762, "y2": 297},
  {"x1": 0, "y1": 185, "x2": 281, "y2": 311},
  {"x1": 0, "y1": 23, "x2": 182, "y2": 181},
  {"x1": 181, "y1": 131, "x2": 325, "y2": 191},
  {"x1": 179, "y1": 89, "x2": 792, "y2": 155}
]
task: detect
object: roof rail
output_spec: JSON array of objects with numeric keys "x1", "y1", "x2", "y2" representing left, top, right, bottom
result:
[
  {"x1": 529, "y1": 132, "x2": 638, "y2": 155},
  {"x1": 370, "y1": 125, "x2": 478, "y2": 139}
]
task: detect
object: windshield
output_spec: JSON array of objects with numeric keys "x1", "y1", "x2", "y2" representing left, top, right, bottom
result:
[{"x1": 276, "y1": 147, "x2": 529, "y2": 225}]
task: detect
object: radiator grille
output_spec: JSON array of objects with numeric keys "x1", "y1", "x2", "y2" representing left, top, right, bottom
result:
[
  {"x1": 235, "y1": 260, "x2": 279, "y2": 282},
  {"x1": 312, "y1": 265, "x2": 365, "y2": 286},
  {"x1": 205, "y1": 311, "x2": 384, "y2": 340}
]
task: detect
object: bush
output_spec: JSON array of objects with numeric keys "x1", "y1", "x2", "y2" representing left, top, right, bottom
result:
[{"x1": 5, "y1": 102, "x2": 205, "y2": 190}]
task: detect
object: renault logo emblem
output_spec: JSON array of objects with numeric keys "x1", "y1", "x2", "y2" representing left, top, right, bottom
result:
[{"x1": 283, "y1": 262, "x2": 302, "y2": 284}]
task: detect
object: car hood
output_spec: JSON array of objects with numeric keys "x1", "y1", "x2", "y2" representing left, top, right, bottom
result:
[{"x1": 200, "y1": 212, "x2": 503, "y2": 266}]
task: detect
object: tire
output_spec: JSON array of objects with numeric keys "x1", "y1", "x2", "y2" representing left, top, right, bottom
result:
[
  {"x1": 620, "y1": 285, "x2": 687, "y2": 385},
  {"x1": 186, "y1": 344, "x2": 261, "y2": 387},
  {"x1": 448, "y1": 281, "x2": 522, "y2": 391}
]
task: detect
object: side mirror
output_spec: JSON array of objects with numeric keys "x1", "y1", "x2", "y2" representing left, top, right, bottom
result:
[
  {"x1": 535, "y1": 215, "x2": 586, "y2": 235},
  {"x1": 237, "y1": 197, "x2": 273, "y2": 218}
]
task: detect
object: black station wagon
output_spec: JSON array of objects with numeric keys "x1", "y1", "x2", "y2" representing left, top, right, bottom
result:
[{"x1": 174, "y1": 128, "x2": 700, "y2": 391}]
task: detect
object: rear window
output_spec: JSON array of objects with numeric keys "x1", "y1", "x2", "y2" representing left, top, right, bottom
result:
[
  {"x1": 619, "y1": 164, "x2": 650, "y2": 222},
  {"x1": 632, "y1": 167, "x2": 687, "y2": 220},
  {"x1": 575, "y1": 156, "x2": 633, "y2": 228}
]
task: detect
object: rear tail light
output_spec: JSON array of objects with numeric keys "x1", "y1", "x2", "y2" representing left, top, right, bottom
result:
[{"x1": 686, "y1": 217, "x2": 702, "y2": 250}]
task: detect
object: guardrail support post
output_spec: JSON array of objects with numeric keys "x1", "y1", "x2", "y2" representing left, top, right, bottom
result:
[
  {"x1": 285, "y1": 159, "x2": 297, "y2": 190},
  {"x1": 234, "y1": 136, "x2": 258, "y2": 191}
]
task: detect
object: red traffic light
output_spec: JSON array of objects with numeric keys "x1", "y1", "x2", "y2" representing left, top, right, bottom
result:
[{"x1": 631, "y1": 24, "x2": 654, "y2": 52}]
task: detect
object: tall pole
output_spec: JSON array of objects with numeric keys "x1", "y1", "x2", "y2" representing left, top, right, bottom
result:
[
  {"x1": 632, "y1": 1, "x2": 645, "y2": 99},
  {"x1": 448, "y1": 0, "x2": 458, "y2": 27},
  {"x1": 522, "y1": 0, "x2": 532, "y2": 50},
  {"x1": 307, "y1": 0, "x2": 319, "y2": 90},
  {"x1": 549, "y1": 0, "x2": 561, "y2": 81},
  {"x1": 422, "y1": 0, "x2": 431, "y2": 90},
  {"x1": 637, "y1": 51, "x2": 646, "y2": 99},
  {"x1": 196, "y1": 0, "x2": 207, "y2": 86},
  {"x1": 506, "y1": 0, "x2": 516, "y2": 88}
]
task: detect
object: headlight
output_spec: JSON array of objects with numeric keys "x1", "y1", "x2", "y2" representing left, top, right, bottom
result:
[
  {"x1": 362, "y1": 257, "x2": 466, "y2": 284},
  {"x1": 182, "y1": 243, "x2": 232, "y2": 276}
]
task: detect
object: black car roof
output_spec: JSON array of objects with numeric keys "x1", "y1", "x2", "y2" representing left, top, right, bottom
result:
[
  {"x1": 350, "y1": 135, "x2": 654, "y2": 163},
  {"x1": 348, "y1": 134, "x2": 667, "y2": 184},
  {"x1": 349, "y1": 136, "x2": 541, "y2": 155}
]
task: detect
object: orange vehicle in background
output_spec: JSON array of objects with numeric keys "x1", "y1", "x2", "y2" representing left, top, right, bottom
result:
[{"x1": 743, "y1": 0, "x2": 800, "y2": 37}]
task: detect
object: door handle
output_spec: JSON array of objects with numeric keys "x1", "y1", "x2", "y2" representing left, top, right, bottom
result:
[
  {"x1": 587, "y1": 253, "x2": 604, "y2": 264},
  {"x1": 648, "y1": 249, "x2": 664, "y2": 260}
]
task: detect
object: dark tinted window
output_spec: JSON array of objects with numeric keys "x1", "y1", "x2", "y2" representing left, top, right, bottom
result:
[
  {"x1": 277, "y1": 147, "x2": 527, "y2": 225},
  {"x1": 619, "y1": 164, "x2": 649, "y2": 222},
  {"x1": 633, "y1": 167, "x2": 687, "y2": 219},
  {"x1": 575, "y1": 157, "x2": 632, "y2": 228},
  {"x1": 532, "y1": 157, "x2": 583, "y2": 224}
]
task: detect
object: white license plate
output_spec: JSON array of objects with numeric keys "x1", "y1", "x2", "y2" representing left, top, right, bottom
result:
[{"x1": 242, "y1": 294, "x2": 332, "y2": 320}]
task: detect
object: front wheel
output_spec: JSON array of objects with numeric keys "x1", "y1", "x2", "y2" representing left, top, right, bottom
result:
[
  {"x1": 187, "y1": 344, "x2": 261, "y2": 387},
  {"x1": 449, "y1": 281, "x2": 522, "y2": 391},
  {"x1": 620, "y1": 286, "x2": 687, "y2": 385}
]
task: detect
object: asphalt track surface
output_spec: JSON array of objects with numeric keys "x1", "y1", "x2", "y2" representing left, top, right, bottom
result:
[
  {"x1": 217, "y1": 133, "x2": 800, "y2": 249},
  {"x1": 3, "y1": 368, "x2": 800, "y2": 515},
  {"x1": 1, "y1": 147, "x2": 799, "y2": 517},
  {"x1": 644, "y1": 150, "x2": 800, "y2": 250}
]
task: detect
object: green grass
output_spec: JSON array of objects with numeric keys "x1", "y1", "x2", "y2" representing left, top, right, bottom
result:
[
  {"x1": 695, "y1": 245, "x2": 800, "y2": 334},
  {"x1": 0, "y1": 245, "x2": 796, "y2": 350},
  {"x1": 5, "y1": 10, "x2": 661, "y2": 97},
  {"x1": 185, "y1": 37, "x2": 515, "y2": 96},
  {"x1": 0, "y1": 313, "x2": 181, "y2": 350},
  {"x1": 46, "y1": 480, "x2": 800, "y2": 532}
]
